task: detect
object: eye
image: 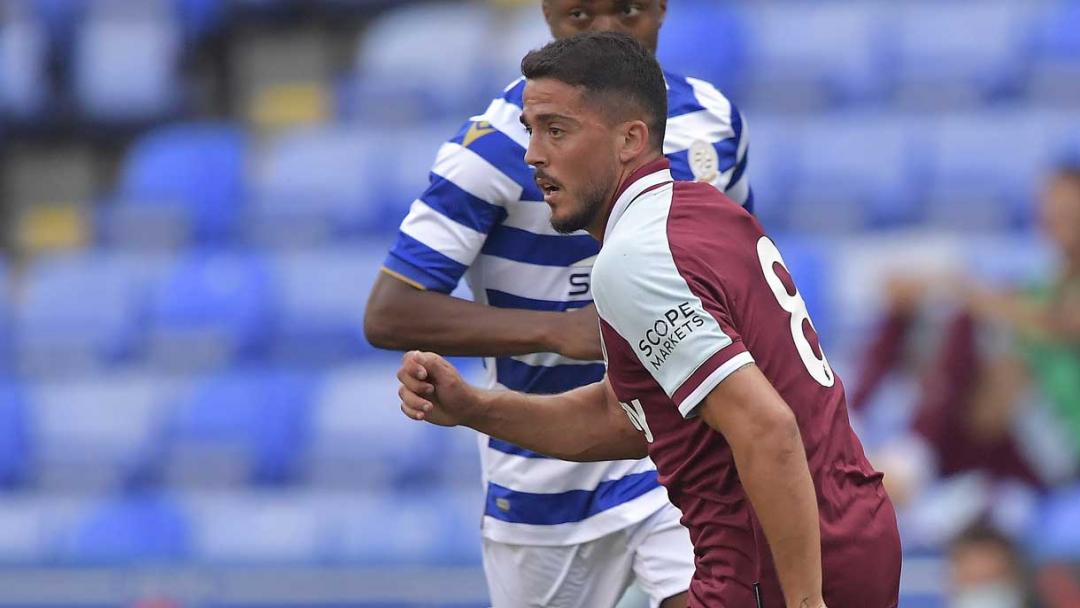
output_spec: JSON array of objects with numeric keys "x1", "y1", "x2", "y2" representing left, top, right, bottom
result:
[
  {"x1": 622, "y1": 3, "x2": 643, "y2": 17},
  {"x1": 568, "y1": 8, "x2": 588, "y2": 20},
  {"x1": 548, "y1": 126, "x2": 564, "y2": 138}
]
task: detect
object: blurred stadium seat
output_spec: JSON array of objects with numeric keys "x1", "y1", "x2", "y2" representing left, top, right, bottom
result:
[
  {"x1": 329, "y1": 488, "x2": 482, "y2": 565},
  {"x1": 343, "y1": 2, "x2": 493, "y2": 121},
  {"x1": 0, "y1": 2, "x2": 1078, "y2": 605},
  {"x1": 0, "y1": 384, "x2": 31, "y2": 488},
  {"x1": 158, "y1": 370, "x2": 315, "y2": 486},
  {"x1": 891, "y1": 1, "x2": 1036, "y2": 108},
  {"x1": 72, "y1": 1, "x2": 182, "y2": 122},
  {"x1": 1029, "y1": 2, "x2": 1080, "y2": 104},
  {"x1": 248, "y1": 125, "x2": 389, "y2": 244},
  {"x1": 30, "y1": 373, "x2": 182, "y2": 491},
  {"x1": 307, "y1": 361, "x2": 451, "y2": 489},
  {"x1": 0, "y1": 5, "x2": 49, "y2": 119},
  {"x1": 922, "y1": 110, "x2": 1061, "y2": 231},
  {"x1": 100, "y1": 123, "x2": 248, "y2": 246},
  {"x1": 184, "y1": 490, "x2": 328, "y2": 563},
  {"x1": 63, "y1": 493, "x2": 190, "y2": 563},
  {"x1": 739, "y1": 3, "x2": 887, "y2": 110},
  {"x1": 13, "y1": 251, "x2": 169, "y2": 373},
  {"x1": 785, "y1": 115, "x2": 918, "y2": 232},
  {"x1": 267, "y1": 245, "x2": 385, "y2": 365},
  {"x1": 145, "y1": 251, "x2": 272, "y2": 369},
  {"x1": 656, "y1": 1, "x2": 745, "y2": 96}
]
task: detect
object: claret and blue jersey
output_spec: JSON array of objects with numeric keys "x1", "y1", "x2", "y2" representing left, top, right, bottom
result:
[{"x1": 381, "y1": 72, "x2": 752, "y2": 546}]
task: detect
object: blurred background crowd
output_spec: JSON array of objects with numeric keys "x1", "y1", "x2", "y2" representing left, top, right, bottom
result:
[{"x1": 0, "y1": 0, "x2": 1078, "y2": 606}]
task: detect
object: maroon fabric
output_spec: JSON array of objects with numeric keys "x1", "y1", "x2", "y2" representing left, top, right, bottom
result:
[
  {"x1": 852, "y1": 308, "x2": 1043, "y2": 485},
  {"x1": 601, "y1": 179, "x2": 901, "y2": 607},
  {"x1": 849, "y1": 311, "x2": 915, "y2": 413}
]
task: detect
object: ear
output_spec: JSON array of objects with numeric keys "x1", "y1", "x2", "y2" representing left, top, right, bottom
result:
[
  {"x1": 657, "y1": 0, "x2": 668, "y2": 23},
  {"x1": 618, "y1": 120, "x2": 651, "y2": 164}
]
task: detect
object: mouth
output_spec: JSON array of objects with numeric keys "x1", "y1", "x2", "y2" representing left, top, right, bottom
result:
[{"x1": 535, "y1": 174, "x2": 562, "y2": 201}]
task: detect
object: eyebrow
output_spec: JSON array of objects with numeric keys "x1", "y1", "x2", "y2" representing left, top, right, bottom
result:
[{"x1": 520, "y1": 112, "x2": 577, "y2": 128}]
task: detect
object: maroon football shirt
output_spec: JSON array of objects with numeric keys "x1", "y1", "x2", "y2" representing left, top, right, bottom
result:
[{"x1": 592, "y1": 159, "x2": 901, "y2": 607}]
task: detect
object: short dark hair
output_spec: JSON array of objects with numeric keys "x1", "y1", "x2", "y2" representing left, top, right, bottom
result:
[{"x1": 521, "y1": 31, "x2": 667, "y2": 152}]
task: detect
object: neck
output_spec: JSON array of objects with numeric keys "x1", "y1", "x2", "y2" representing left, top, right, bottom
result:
[{"x1": 586, "y1": 152, "x2": 665, "y2": 240}]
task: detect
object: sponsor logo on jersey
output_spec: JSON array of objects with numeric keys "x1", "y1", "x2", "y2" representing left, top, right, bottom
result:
[
  {"x1": 637, "y1": 302, "x2": 706, "y2": 370},
  {"x1": 463, "y1": 120, "x2": 496, "y2": 147}
]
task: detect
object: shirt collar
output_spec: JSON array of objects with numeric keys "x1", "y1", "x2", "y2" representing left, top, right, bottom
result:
[{"x1": 602, "y1": 158, "x2": 673, "y2": 243}]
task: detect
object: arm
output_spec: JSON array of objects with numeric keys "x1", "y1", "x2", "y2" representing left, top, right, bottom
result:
[
  {"x1": 397, "y1": 350, "x2": 647, "y2": 462},
  {"x1": 697, "y1": 364, "x2": 824, "y2": 608},
  {"x1": 364, "y1": 271, "x2": 602, "y2": 360}
]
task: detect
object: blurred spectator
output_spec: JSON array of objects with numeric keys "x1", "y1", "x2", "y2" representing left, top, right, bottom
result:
[
  {"x1": 851, "y1": 153, "x2": 1080, "y2": 539},
  {"x1": 947, "y1": 524, "x2": 1037, "y2": 608}
]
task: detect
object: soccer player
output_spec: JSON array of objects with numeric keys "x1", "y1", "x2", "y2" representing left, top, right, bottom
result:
[
  {"x1": 365, "y1": 2, "x2": 750, "y2": 606},
  {"x1": 397, "y1": 32, "x2": 902, "y2": 608}
]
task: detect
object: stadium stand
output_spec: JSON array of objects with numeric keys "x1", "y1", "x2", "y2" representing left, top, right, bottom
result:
[{"x1": 0, "y1": 1, "x2": 1078, "y2": 606}]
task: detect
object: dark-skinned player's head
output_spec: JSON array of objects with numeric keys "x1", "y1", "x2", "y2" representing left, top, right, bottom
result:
[
  {"x1": 520, "y1": 32, "x2": 667, "y2": 236},
  {"x1": 542, "y1": 0, "x2": 667, "y2": 55},
  {"x1": 1041, "y1": 154, "x2": 1080, "y2": 266}
]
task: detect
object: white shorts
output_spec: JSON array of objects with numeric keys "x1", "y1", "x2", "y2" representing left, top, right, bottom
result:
[{"x1": 481, "y1": 502, "x2": 693, "y2": 608}]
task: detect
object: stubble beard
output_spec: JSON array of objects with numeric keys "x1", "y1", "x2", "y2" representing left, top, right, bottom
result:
[{"x1": 550, "y1": 169, "x2": 616, "y2": 235}]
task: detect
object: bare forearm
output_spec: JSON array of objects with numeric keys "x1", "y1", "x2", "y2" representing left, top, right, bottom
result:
[
  {"x1": 735, "y1": 423, "x2": 822, "y2": 608},
  {"x1": 364, "y1": 272, "x2": 560, "y2": 356},
  {"x1": 468, "y1": 382, "x2": 646, "y2": 462}
]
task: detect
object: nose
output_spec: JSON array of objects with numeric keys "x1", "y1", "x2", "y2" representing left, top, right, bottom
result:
[
  {"x1": 524, "y1": 133, "x2": 545, "y2": 169},
  {"x1": 588, "y1": 15, "x2": 629, "y2": 34}
]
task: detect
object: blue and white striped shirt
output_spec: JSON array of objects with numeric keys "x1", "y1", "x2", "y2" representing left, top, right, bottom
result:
[{"x1": 383, "y1": 72, "x2": 752, "y2": 546}]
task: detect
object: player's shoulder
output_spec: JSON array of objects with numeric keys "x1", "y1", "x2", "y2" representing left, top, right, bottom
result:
[
  {"x1": 434, "y1": 78, "x2": 530, "y2": 181},
  {"x1": 667, "y1": 182, "x2": 762, "y2": 262},
  {"x1": 662, "y1": 69, "x2": 735, "y2": 121}
]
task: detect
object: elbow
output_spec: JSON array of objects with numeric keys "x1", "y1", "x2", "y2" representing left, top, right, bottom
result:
[
  {"x1": 748, "y1": 406, "x2": 803, "y2": 459},
  {"x1": 363, "y1": 302, "x2": 406, "y2": 350}
]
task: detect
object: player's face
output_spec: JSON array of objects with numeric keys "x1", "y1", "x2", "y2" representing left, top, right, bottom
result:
[
  {"x1": 521, "y1": 78, "x2": 621, "y2": 235},
  {"x1": 543, "y1": 0, "x2": 667, "y2": 54},
  {"x1": 1041, "y1": 174, "x2": 1080, "y2": 263}
]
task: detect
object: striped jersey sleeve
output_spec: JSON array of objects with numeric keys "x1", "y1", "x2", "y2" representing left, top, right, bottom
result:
[
  {"x1": 663, "y1": 73, "x2": 754, "y2": 213},
  {"x1": 383, "y1": 80, "x2": 535, "y2": 293}
]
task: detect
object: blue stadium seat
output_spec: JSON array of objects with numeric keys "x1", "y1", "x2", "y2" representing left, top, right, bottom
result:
[
  {"x1": 160, "y1": 370, "x2": 315, "y2": 486},
  {"x1": 268, "y1": 245, "x2": 387, "y2": 365},
  {"x1": 923, "y1": 111, "x2": 1057, "y2": 231},
  {"x1": 484, "y1": 4, "x2": 552, "y2": 90},
  {"x1": 99, "y1": 123, "x2": 248, "y2": 246},
  {"x1": 174, "y1": 0, "x2": 227, "y2": 44},
  {"x1": 30, "y1": 0, "x2": 87, "y2": 59},
  {"x1": 307, "y1": 360, "x2": 450, "y2": 489},
  {"x1": 30, "y1": 374, "x2": 181, "y2": 491},
  {"x1": 379, "y1": 122, "x2": 462, "y2": 228},
  {"x1": 72, "y1": 4, "x2": 182, "y2": 122},
  {"x1": 0, "y1": 257, "x2": 11, "y2": 371},
  {"x1": 1029, "y1": 3, "x2": 1080, "y2": 103},
  {"x1": 740, "y1": 3, "x2": 887, "y2": 109},
  {"x1": 13, "y1": 251, "x2": 169, "y2": 373},
  {"x1": 146, "y1": 251, "x2": 272, "y2": 369},
  {"x1": 657, "y1": 1, "x2": 745, "y2": 95},
  {"x1": 0, "y1": 497, "x2": 83, "y2": 563},
  {"x1": 343, "y1": 2, "x2": 493, "y2": 121},
  {"x1": 0, "y1": 384, "x2": 30, "y2": 488},
  {"x1": 248, "y1": 125, "x2": 389, "y2": 244},
  {"x1": 1028, "y1": 484, "x2": 1080, "y2": 562},
  {"x1": 184, "y1": 491, "x2": 329, "y2": 563},
  {"x1": 329, "y1": 488, "x2": 482, "y2": 565},
  {"x1": 785, "y1": 115, "x2": 919, "y2": 232},
  {"x1": 64, "y1": 493, "x2": 190, "y2": 563},
  {"x1": 0, "y1": 6, "x2": 49, "y2": 119},
  {"x1": 739, "y1": 115, "x2": 797, "y2": 233},
  {"x1": 890, "y1": 2, "x2": 1036, "y2": 107}
]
